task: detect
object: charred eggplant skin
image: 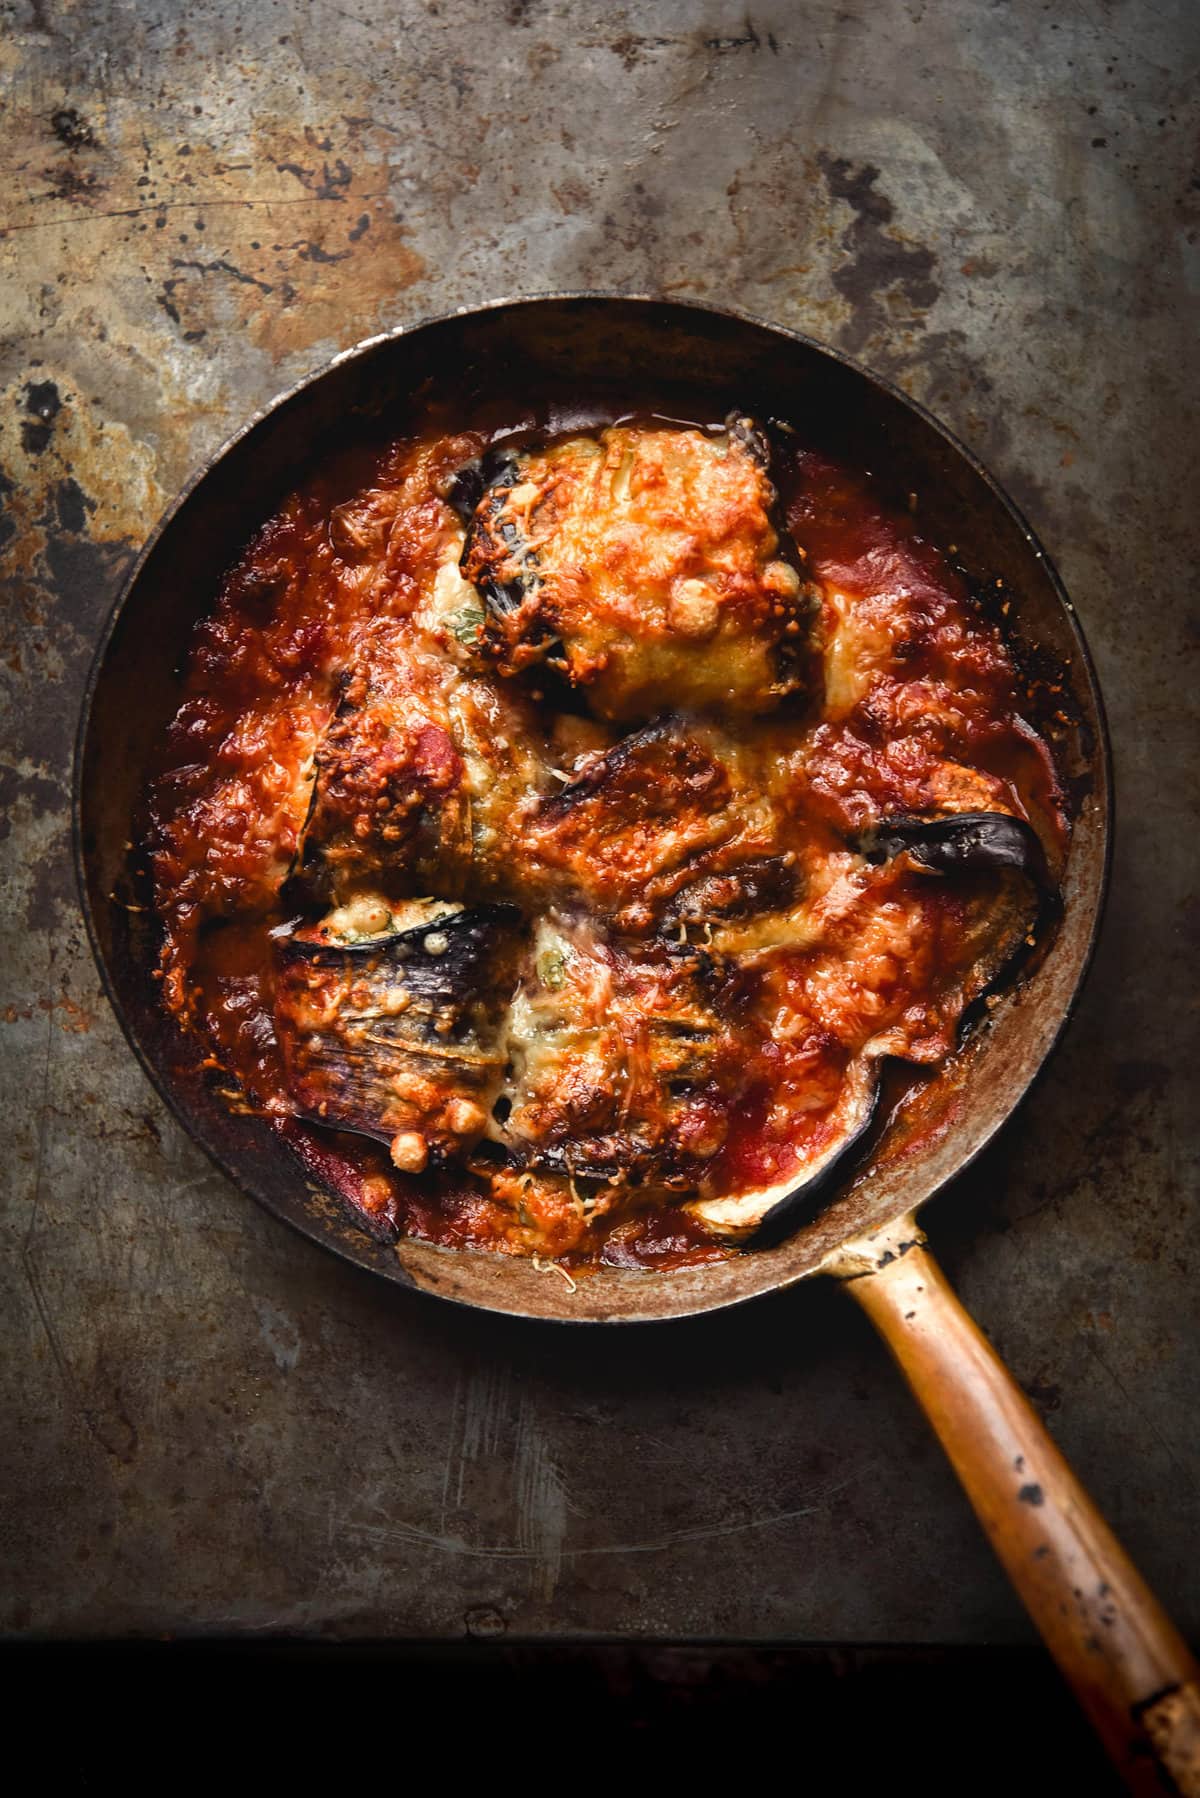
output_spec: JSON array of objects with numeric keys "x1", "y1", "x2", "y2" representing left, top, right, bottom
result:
[
  {"x1": 274, "y1": 904, "x2": 522, "y2": 1162},
  {"x1": 748, "y1": 1072, "x2": 883, "y2": 1249},
  {"x1": 660, "y1": 855, "x2": 800, "y2": 926},
  {"x1": 444, "y1": 447, "x2": 518, "y2": 527},
  {"x1": 450, "y1": 451, "x2": 523, "y2": 612},
  {"x1": 277, "y1": 901, "x2": 519, "y2": 989},
  {"x1": 726, "y1": 411, "x2": 771, "y2": 468},
  {"x1": 534, "y1": 716, "x2": 685, "y2": 819},
  {"x1": 859, "y1": 812, "x2": 1050, "y2": 890},
  {"x1": 472, "y1": 1135, "x2": 683, "y2": 1186}
]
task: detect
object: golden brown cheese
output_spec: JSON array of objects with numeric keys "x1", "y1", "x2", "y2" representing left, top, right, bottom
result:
[
  {"x1": 519, "y1": 717, "x2": 784, "y2": 932},
  {"x1": 147, "y1": 416, "x2": 1066, "y2": 1268},
  {"x1": 497, "y1": 916, "x2": 739, "y2": 1179},
  {"x1": 295, "y1": 613, "x2": 552, "y2": 907},
  {"x1": 461, "y1": 420, "x2": 815, "y2": 720}
]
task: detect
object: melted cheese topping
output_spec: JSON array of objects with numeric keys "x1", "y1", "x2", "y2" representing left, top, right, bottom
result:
[
  {"x1": 462, "y1": 423, "x2": 815, "y2": 720},
  {"x1": 148, "y1": 420, "x2": 1066, "y2": 1268}
]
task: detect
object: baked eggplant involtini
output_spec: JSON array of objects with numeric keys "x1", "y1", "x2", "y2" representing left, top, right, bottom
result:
[
  {"x1": 457, "y1": 417, "x2": 813, "y2": 719},
  {"x1": 149, "y1": 409, "x2": 1066, "y2": 1269}
]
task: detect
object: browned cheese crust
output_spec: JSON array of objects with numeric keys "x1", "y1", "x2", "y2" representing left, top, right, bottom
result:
[
  {"x1": 460, "y1": 421, "x2": 815, "y2": 720},
  {"x1": 147, "y1": 416, "x2": 1066, "y2": 1268}
]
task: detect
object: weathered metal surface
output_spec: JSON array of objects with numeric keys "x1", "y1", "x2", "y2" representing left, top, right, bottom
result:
[{"x1": 1, "y1": 0, "x2": 1196, "y2": 1642}]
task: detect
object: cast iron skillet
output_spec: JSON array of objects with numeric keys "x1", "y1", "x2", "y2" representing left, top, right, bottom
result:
[{"x1": 75, "y1": 298, "x2": 1198, "y2": 1790}]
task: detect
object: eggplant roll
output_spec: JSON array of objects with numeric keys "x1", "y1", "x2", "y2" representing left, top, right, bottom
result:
[
  {"x1": 683, "y1": 820, "x2": 1043, "y2": 1241},
  {"x1": 522, "y1": 716, "x2": 788, "y2": 934},
  {"x1": 293, "y1": 616, "x2": 551, "y2": 906},
  {"x1": 458, "y1": 416, "x2": 816, "y2": 721},
  {"x1": 274, "y1": 902, "x2": 522, "y2": 1171},
  {"x1": 489, "y1": 917, "x2": 741, "y2": 1185},
  {"x1": 293, "y1": 635, "x2": 471, "y2": 903}
]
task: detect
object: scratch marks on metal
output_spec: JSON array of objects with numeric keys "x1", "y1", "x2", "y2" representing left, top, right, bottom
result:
[
  {"x1": 21, "y1": 1000, "x2": 139, "y2": 1467},
  {"x1": 0, "y1": 105, "x2": 426, "y2": 372},
  {"x1": 253, "y1": 1298, "x2": 302, "y2": 1374},
  {"x1": 430, "y1": 1366, "x2": 851, "y2": 1601},
  {"x1": 442, "y1": 1364, "x2": 512, "y2": 1516},
  {"x1": 308, "y1": 1484, "x2": 849, "y2": 1563},
  {"x1": 440, "y1": 1365, "x2": 568, "y2": 1598},
  {"x1": 514, "y1": 1390, "x2": 569, "y2": 1602}
]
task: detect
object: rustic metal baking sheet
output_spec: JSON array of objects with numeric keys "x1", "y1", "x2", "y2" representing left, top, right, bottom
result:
[{"x1": 1, "y1": 0, "x2": 1196, "y2": 1642}]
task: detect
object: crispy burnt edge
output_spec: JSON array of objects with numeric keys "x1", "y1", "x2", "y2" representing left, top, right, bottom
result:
[
  {"x1": 276, "y1": 898, "x2": 520, "y2": 966},
  {"x1": 533, "y1": 713, "x2": 695, "y2": 818},
  {"x1": 468, "y1": 1135, "x2": 696, "y2": 1186},
  {"x1": 659, "y1": 854, "x2": 800, "y2": 925},
  {"x1": 446, "y1": 446, "x2": 524, "y2": 615}
]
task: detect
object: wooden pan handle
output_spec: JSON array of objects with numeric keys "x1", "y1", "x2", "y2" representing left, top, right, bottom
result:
[{"x1": 829, "y1": 1216, "x2": 1200, "y2": 1795}]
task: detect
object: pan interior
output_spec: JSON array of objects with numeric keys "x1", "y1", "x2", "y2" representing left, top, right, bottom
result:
[{"x1": 76, "y1": 296, "x2": 1110, "y2": 1324}]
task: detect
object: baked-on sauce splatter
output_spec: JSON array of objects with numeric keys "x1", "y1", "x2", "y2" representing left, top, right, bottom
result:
[{"x1": 147, "y1": 405, "x2": 1066, "y2": 1272}]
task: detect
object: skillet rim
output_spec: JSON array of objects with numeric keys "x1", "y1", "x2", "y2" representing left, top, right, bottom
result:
[{"x1": 71, "y1": 290, "x2": 1114, "y2": 1326}]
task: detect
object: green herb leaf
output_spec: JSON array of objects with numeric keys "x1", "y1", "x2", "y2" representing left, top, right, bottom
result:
[{"x1": 451, "y1": 603, "x2": 485, "y2": 645}]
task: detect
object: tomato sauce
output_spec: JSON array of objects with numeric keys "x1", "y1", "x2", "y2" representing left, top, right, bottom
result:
[{"x1": 146, "y1": 412, "x2": 1067, "y2": 1272}]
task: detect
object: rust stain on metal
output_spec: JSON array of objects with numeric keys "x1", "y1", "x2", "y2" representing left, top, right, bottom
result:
[
  {"x1": 0, "y1": 369, "x2": 163, "y2": 568},
  {"x1": 149, "y1": 117, "x2": 427, "y2": 359},
  {"x1": 1, "y1": 107, "x2": 426, "y2": 371},
  {"x1": 815, "y1": 153, "x2": 941, "y2": 358}
]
